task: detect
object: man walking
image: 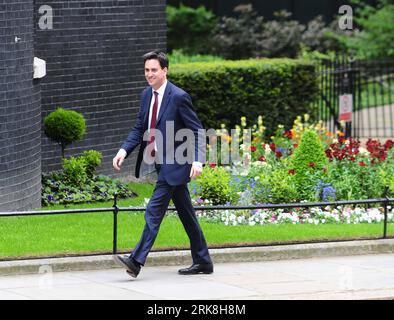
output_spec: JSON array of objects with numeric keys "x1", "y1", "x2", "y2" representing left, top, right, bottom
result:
[{"x1": 112, "y1": 51, "x2": 213, "y2": 278}]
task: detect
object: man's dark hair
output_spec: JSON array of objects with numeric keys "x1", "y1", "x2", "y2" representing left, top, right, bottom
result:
[{"x1": 143, "y1": 51, "x2": 169, "y2": 69}]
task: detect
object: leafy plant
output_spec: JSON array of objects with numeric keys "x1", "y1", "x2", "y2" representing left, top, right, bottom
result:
[
  {"x1": 41, "y1": 148, "x2": 121, "y2": 206},
  {"x1": 42, "y1": 173, "x2": 136, "y2": 207},
  {"x1": 44, "y1": 108, "x2": 86, "y2": 158},
  {"x1": 81, "y1": 150, "x2": 102, "y2": 178},
  {"x1": 194, "y1": 166, "x2": 237, "y2": 205},
  {"x1": 62, "y1": 156, "x2": 88, "y2": 186},
  {"x1": 289, "y1": 129, "x2": 328, "y2": 200}
]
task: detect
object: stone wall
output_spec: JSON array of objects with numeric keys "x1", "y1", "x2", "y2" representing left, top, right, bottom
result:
[
  {"x1": 0, "y1": 0, "x2": 42, "y2": 211},
  {"x1": 0, "y1": 0, "x2": 167, "y2": 210},
  {"x1": 34, "y1": 0, "x2": 167, "y2": 177}
]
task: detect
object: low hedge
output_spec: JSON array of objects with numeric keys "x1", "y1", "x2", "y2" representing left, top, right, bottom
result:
[{"x1": 169, "y1": 58, "x2": 318, "y2": 136}]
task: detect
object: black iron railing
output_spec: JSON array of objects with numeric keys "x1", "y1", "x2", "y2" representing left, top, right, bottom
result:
[
  {"x1": 0, "y1": 188, "x2": 393, "y2": 256},
  {"x1": 314, "y1": 56, "x2": 394, "y2": 139}
]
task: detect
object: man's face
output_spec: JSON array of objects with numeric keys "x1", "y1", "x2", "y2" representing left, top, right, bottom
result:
[{"x1": 144, "y1": 59, "x2": 167, "y2": 90}]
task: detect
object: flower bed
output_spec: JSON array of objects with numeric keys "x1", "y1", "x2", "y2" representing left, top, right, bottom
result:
[
  {"x1": 189, "y1": 114, "x2": 394, "y2": 225},
  {"x1": 195, "y1": 206, "x2": 394, "y2": 226}
]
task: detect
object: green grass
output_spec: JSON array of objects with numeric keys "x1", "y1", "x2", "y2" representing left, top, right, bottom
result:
[
  {"x1": 168, "y1": 49, "x2": 224, "y2": 65},
  {"x1": 1, "y1": 182, "x2": 393, "y2": 260},
  {"x1": 1, "y1": 210, "x2": 393, "y2": 260}
]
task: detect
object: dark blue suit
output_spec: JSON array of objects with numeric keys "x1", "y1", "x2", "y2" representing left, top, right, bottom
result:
[{"x1": 121, "y1": 81, "x2": 212, "y2": 266}]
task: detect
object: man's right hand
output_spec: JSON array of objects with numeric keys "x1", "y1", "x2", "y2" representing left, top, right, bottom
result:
[{"x1": 113, "y1": 149, "x2": 127, "y2": 171}]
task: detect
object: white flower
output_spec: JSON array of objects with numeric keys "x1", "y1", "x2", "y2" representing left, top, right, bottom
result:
[{"x1": 359, "y1": 147, "x2": 369, "y2": 155}]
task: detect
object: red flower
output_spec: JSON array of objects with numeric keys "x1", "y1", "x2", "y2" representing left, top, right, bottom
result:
[
  {"x1": 250, "y1": 146, "x2": 257, "y2": 152},
  {"x1": 288, "y1": 169, "x2": 296, "y2": 175},
  {"x1": 308, "y1": 162, "x2": 316, "y2": 168},
  {"x1": 293, "y1": 144, "x2": 298, "y2": 149},
  {"x1": 359, "y1": 161, "x2": 366, "y2": 167},
  {"x1": 269, "y1": 143, "x2": 276, "y2": 152},
  {"x1": 275, "y1": 151, "x2": 282, "y2": 158},
  {"x1": 325, "y1": 149, "x2": 333, "y2": 159},
  {"x1": 384, "y1": 139, "x2": 394, "y2": 150},
  {"x1": 259, "y1": 156, "x2": 266, "y2": 162},
  {"x1": 209, "y1": 163, "x2": 216, "y2": 168},
  {"x1": 284, "y1": 130, "x2": 293, "y2": 139},
  {"x1": 366, "y1": 139, "x2": 388, "y2": 162},
  {"x1": 326, "y1": 137, "x2": 361, "y2": 162}
]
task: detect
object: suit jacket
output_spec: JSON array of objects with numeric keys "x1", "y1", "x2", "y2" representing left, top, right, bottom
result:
[{"x1": 121, "y1": 81, "x2": 205, "y2": 186}]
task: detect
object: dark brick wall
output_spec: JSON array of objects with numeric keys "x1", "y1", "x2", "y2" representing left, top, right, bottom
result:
[
  {"x1": 34, "y1": 0, "x2": 167, "y2": 178},
  {"x1": 0, "y1": 0, "x2": 42, "y2": 211}
]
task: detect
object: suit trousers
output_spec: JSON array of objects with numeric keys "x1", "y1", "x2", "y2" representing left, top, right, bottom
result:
[{"x1": 131, "y1": 166, "x2": 212, "y2": 266}]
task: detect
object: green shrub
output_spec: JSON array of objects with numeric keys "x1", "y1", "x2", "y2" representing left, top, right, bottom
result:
[
  {"x1": 268, "y1": 166, "x2": 299, "y2": 203},
  {"x1": 195, "y1": 166, "x2": 236, "y2": 205},
  {"x1": 289, "y1": 130, "x2": 328, "y2": 200},
  {"x1": 81, "y1": 150, "x2": 102, "y2": 178},
  {"x1": 167, "y1": 4, "x2": 218, "y2": 54},
  {"x1": 169, "y1": 58, "x2": 318, "y2": 136},
  {"x1": 62, "y1": 156, "x2": 88, "y2": 186},
  {"x1": 44, "y1": 108, "x2": 86, "y2": 158}
]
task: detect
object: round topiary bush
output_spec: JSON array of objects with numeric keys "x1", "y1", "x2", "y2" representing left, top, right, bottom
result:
[{"x1": 44, "y1": 108, "x2": 86, "y2": 158}]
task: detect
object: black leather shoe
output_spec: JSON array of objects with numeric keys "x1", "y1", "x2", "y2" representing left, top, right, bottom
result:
[
  {"x1": 113, "y1": 255, "x2": 141, "y2": 278},
  {"x1": 178, "y1": 263, "x2": 214, "y2": 275}
]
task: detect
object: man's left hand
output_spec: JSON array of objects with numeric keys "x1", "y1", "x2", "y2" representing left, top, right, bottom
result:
[{"x1": 190, "y1": 163, "x2": 203, "y2": 178}]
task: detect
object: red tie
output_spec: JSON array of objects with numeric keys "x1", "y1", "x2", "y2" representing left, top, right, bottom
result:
[{"x1": 147, "y1": 91, "x2": 159, "y2": 157}]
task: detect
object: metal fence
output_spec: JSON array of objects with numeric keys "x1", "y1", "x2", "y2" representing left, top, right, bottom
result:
[
  {"x1": 314, "y1": 56, "x2": 394, "y2": 139},
  {"x1": 0, "y1": 190, "x2": 393, "y2": 259}
]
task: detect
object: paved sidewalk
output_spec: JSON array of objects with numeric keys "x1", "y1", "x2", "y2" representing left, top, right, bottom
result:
[{"x1": 1, "y1": 253, "x2": 394, "y2": 300}]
